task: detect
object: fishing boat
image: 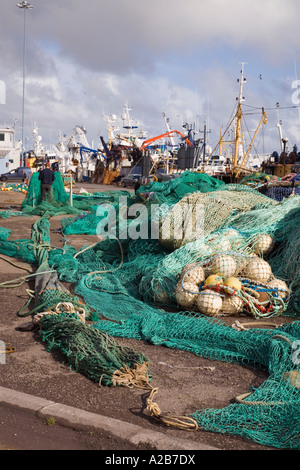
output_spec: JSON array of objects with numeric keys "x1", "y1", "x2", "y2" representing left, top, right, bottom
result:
[
  {"x1": 154, "y1": 64, "x2": 269, "y2": 182},
  {"x1": 99, "y1": 103, "x2": 191, "y2": 185},
  {"x1": 0, "y1": 124, "x2": 21, "y2": 173},
  {"x1": 261, "y1": 103, "x2": 300, "y2": 178},
  {"x1": 25, "y1": 124, "x2": 58, "y2": 170},
  {"x1": 198, "y1": 63, "x2": 268, "y2": 182}
]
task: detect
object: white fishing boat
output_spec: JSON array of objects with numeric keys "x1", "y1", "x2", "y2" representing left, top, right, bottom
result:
[
  {"x1": 25, "y1": 123, "x2": 57, "y2": 170},
  {"x1": 103, "y1": 101, "x2": 147, "y2": 150},
  {"x1": 0, "y1": 124, "x2": 22, "y2": 173},
  {"x1": 101, "y1": 103, "x2": 190, "y2": 175}
]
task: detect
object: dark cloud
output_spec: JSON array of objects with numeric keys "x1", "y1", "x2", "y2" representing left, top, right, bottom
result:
[{"x1": 1, "y1": 0, "x2": 300, "y2": 152}]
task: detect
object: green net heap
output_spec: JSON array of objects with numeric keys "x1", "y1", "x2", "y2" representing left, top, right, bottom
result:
[{"x1": 1, "y1": 170, "x2": 300, "y2": 449}]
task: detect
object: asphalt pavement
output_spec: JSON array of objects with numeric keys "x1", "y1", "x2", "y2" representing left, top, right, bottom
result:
[{"x1": 0, "y1": 386, "x2": 218, "y2": 451}]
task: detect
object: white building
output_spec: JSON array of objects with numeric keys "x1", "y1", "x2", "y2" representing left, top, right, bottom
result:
[{"x1": 0, "y1": 127, "x2": 21, "y2": 173}]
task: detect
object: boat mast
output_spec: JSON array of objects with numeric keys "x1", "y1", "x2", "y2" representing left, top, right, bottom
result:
[
  {"x1": 233, "y1": 62, "x2": 247, "y2": 172},
  {"x1": 276, "y1": 102, "x2": 285, "y2": 154},
  {"x1": 162, "y1": 112, "x2": 176, "y2": 148},
  {"x1": 121, "y1": 101, "x2": 139, "y2": 141}
]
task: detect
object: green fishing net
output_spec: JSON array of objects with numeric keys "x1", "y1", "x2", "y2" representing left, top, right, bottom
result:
[
  {"x1": 94, "y1": 310, "x2": 300, "y2": 449},
  {"x1": 136, "y1": 171, "x2": 226, "y2": 205},
  {"x1": 1, "y1": 170, "x2": 300, "y2": 449},
  {"x1": 22, "y1": 172, "x2": 67, "y2": 206},
  {"x1": 39, "y1": 312, "x2": 150, "y2": 387}
]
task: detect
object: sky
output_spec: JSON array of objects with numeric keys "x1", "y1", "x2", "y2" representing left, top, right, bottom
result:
[{"x1": 1, "y1": 0, "x2": 300, "y2": 156}]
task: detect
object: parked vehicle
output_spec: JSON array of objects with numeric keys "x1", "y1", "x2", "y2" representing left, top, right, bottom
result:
[
  {"x1": 121, "y1": 173, "x2": 155, "y2": 189},
  {"x1": 121, "y1": 173, "x2": 142, "y2": 188},
  {"x1": 0, "y1": 167, "x2": 32, "y2": 182}
]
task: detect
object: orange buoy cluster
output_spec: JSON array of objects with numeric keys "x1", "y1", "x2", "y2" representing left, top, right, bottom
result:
[{"x1": 1, "y1": 183, "x2": 27, "y2": 194}]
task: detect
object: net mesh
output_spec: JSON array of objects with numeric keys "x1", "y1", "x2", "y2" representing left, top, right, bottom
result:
[
  {"x1": 95, "y1": 310, "x2": 300, "y2": 449},
  {"x1": 1, "y1": 170, "x2": 300, "y2": 449}
]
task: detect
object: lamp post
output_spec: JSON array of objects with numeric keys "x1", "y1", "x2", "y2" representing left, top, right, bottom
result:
[{"x1": 17, "y1": 1, "x2": 34, "y2": 167}]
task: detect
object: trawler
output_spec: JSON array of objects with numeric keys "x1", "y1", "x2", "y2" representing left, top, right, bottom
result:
[
  {"x1": 200, "y1": 63, "x2": 268, "y2": 181},
  {"x1": 100, "y1": 102, "x2": 193, "y2": 185},
  {"x1": 157, "y1": 64, "x2": 269, "y2": 181}
]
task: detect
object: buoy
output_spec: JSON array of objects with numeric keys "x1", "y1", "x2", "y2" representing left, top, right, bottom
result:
[
  {"x1": 175, "y1": 281, "x2": 198, "y2": 309},
  {"x1": 224, "y1": 229, "x2": 245, "y2": 251},
  {"x1": 243, "y1": 258, "x2": 272, "y2": 283},
  {"x1": 224, "y1": 277, "x2": 242, "y2": 291},
  {"x1": 256, "y1": 290, "x2": 270, "y2": 306},
  {"x1": 267, "y1": 279, "x2": 289, "y2": 299},
  {"x1": 223, "y1": 228, "x2": 240, "y2": 237},
  {"x1": 211, "y1": 254, "x2": 237, "y2": 278},
  {"x1": 152, "y1": 283, "x2": 170, "y2": 304},
  {"x1": 222, "y1": 295, "x2": 244, "y2": 316},
  {"x1": 207, "y1": 234, "x2": 231, "y2": 254},
  {"x1": 181, "y1": 264, "x2": 205, "y2": 286},
  {"x1": 195, "y1": 243, "x2": 210, "y2": 258},
  {"x1": 282, "y1": 371, "x2": 300, "y2": 389},
  {"x1": 205, "y1": 274, "x2": 223, "y2": 285},
  {"x1": 251, "y1": 233, "x2": 275, "y2": 257},
  {"x1": 196, "y1": 289, "x2": 223, "y2": 316}
]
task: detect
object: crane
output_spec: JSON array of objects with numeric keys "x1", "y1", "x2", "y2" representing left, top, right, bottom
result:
[{"x1": 140, "y1": 130, "x2": 193, "y2": 151}]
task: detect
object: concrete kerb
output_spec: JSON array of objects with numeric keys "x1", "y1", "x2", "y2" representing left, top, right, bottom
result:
[{"x1": 0, "y1": 386, "x2": 218, "y2": 451}]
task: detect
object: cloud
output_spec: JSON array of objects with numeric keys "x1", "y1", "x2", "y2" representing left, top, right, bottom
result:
[
  {"x1": 1, "y1": 0, "x2": 300, "y2": 155},
  {"x1": 26, "y1": 0, "x2": 300, "y2": 70}
]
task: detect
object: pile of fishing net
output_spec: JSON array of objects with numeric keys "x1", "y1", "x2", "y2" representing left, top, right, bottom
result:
[
  {"x1": 21, "y1": 172, "x2": 79, "y2": 216},
  {"x1": 3, "y1": 214, "x2": 152, "y2": 390},
  {"x1": 240, "y1": 172, "x2": 300, "y2": 202},
  {"x1": 155, "y1": 184, "x2": 277, "y2": 250},
  {"x1": 259, "y1": 184, "x2": 300, "y2": 202},
  {"x1": 39, "y1": 311, "x2": 151, "y2": 388},
  {"x1": 239, "y1": 171, "x2": 278, "y2": 186},
  {"x1": 21, "y1": 171, "x2": 135, "y2": 229},
  {"x1": 58, "y1": 171, "x2": 225, "y2": 236},
  {"x1": 136, "y1": 170, "x2": 226, "y2": 205},
  {"x1": 1, "y1": 171, "x2": 300, "y2": 449}
]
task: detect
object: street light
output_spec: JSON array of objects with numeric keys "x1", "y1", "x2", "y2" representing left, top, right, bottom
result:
[{"x1": 17, "y1": 1, "x2": 34, "y2": 167}]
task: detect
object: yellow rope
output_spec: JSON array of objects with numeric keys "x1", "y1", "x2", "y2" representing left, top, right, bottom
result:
[
  {"x1": 33, "y1": 301, "x2": 86, "y2": 325},
  {"x1": 231, "y1": 320, "x2": 283, "y2": 331},
  {"x1": 111, "y1": 363, "x2": 152, "y2": 389},
  {"x1": 0, "y1": 269, "x2": 56, "y2": 289},
  {"x1": 0, "y1": 255, "x2": 32, "y2": 273},
  {"x1": 146, "y1": 387, "x2": 199, "y2": 431},
  {"x1": 0, "y1": 346, "x2": 16, "y2": 354},
  {"x1": 109, "y1": 363, "x2": 199, "y2": 431},
  {"x1": 235, "y1": 392, "x2": 285, "y2": 406}
]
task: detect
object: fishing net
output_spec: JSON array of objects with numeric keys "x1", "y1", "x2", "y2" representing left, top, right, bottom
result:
[
  {"x1": 39, "y1": 312, "x2": 151, "y2": 388},
  {"x1": 0, "y1": 210, "x2": 29, "y2": 219},
  {"x1": 22, "y1": 172, "x2": 67, "y2": 206},
  {"x1": 41, "y1": 183, "x2": 298, "y2": 322},
  {"x1": 155, "y1": 184, "x2": 277, "y2": 250},
  {"x1": 136, "y1": 171, "x2": 226, "y2": 206},
  {"x1": 94, "y1": 310, "x2": 300, "y2": 449},
  {"x1": 4, "y1": 215, "x2": 152, "y2": 390},
  {"x1": 260, "y1": 185, "x2": 300, "y2": 202},
  {"x1": 1, "y1": 170, "x2": 300, "y2": 449},
  {"x1": 0, "y1": 227, "x2": 11, "y2": 241},
  {"x1": 240, "y1": 172, "x2": 300, "y2": 201}
]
